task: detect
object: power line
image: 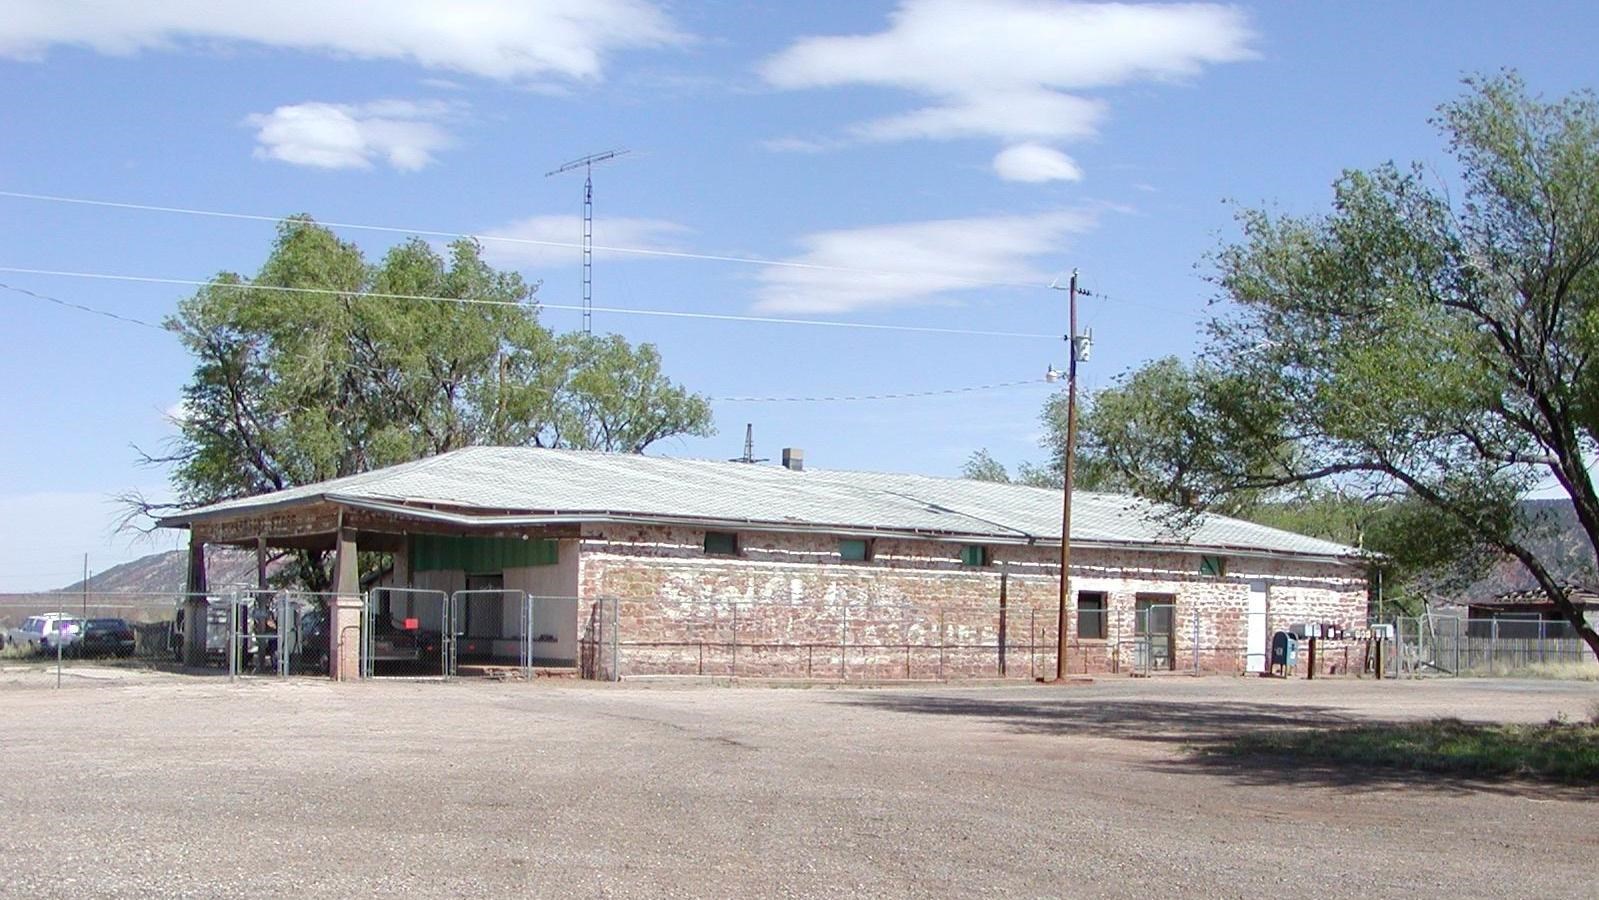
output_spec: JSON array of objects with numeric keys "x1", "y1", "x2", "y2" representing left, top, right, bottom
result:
[
  {"x1": 0, "y1": 266, "x2": 1059, "y2": 340},
  {"x1": 5, "y1": 278, "x2": 1053, "y2": 406},
  {"x1": 0, "y1": 281, "x2": 163, "y2": 330},
  {"x1": 710, "y1": 378, "x2": 1045, "y2": 403},
  {"x1": 0, "y1": 189, "x2": 1041, "y2": 290},
  {"x1": 0, "y1": 189, "x2": 1214, "y2": 321}
]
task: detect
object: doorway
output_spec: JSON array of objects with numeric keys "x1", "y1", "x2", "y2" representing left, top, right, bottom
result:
[
  {"x1": 456, "y1": 573, "x2": 505, "y2": 662},
  {"x1": 1134, "y1": 594, "x2": 1176, "y2": 672},
  {"x1": 1245, "y1": 581, "x2": 1269, "y2": 674}
]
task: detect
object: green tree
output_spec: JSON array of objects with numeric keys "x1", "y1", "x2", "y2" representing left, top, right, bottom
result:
[
  {"x1": 131, "y1": 217, "x2": 713, "y2": 588},
  {"x1": 1165, "y1": 73, "x2": 1599, "y2": 657}
]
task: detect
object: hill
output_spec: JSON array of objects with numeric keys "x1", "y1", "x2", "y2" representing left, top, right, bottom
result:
[
  {"x1": 1459, "y1": 499, "x2": 1596, "y2": 602},
  {"x1": 54, "y1": 546, "x2": 286, "y2": 595}
]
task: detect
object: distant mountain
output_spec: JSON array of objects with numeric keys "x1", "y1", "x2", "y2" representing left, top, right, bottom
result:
[
  {"x1": 56, "y1": 546, "x2": 287, "y2": 595},
  {"x1": 1459, "y1": 499, "x2": 1596, "y2": 602}
]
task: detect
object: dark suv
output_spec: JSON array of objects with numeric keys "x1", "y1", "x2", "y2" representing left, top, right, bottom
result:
[{"x1": 77, "y1": 618, "x2": 136, "y2": 658}]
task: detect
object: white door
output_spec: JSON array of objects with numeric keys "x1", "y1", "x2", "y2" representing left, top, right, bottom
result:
[{"x1": 1245, "y1": 582, "x2": 1268, "y2": 673}]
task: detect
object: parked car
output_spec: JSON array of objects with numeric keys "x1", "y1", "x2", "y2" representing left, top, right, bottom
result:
[
  {"x1": 4, "y1": 614, "x2": 82, "y2": 656},
  {"x1": 76, "y1": 618, "x2": 136, "y2": 658}
]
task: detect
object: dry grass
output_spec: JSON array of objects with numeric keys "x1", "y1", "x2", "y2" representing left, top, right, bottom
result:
[
  {"x1": 1212, "y1": 718, "x2": 1599, "y2": 784},
  {"x1": 1472, "y1": 661, "x2": 1599, "y2": 681}
]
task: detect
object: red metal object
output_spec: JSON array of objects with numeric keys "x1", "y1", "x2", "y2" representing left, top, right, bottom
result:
[{"x1": 403, "y1": 618, "x2": 419, "y2": 631}]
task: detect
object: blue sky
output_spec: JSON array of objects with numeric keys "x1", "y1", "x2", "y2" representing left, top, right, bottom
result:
[{"x1": 1, "y1": 1, "x2": 1595, "y2": 589}]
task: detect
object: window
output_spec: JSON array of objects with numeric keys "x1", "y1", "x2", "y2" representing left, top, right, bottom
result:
[
  {"x1": 704, "y1": 531, "x2": 739, "y2": 556},
  {"x1": 959, "y1": 545, "x2": 991, "y2": 567},
  {"x1": 839, "y1": 538, "x2": 872, "y2": 562},
  {"x1": 1199, "y1": 554, "x2": 1226, "y2": 576},
  {"x1": 1076, "y1": 592, "x2": 1107, "y2": 640}
]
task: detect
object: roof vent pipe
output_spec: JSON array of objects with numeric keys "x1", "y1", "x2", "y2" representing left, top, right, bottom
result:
[{"x1": 782, "y1": 448, "x2": 804, "y2": 471}]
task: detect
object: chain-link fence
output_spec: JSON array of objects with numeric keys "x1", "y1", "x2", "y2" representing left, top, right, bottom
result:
[
  {"x1": 1388, "y1": 612, "x2": 1597, "y2": 677},
  {"x1": 28, "y1": 588, "x2": 1572, "y2": 684},
  {"x1": 0, "y1": 591, "x2": 194, "y2": 680}
]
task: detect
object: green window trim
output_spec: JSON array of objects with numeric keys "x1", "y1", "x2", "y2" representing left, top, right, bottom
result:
[
  {"x1": 839, "y1": 538, "x2": 871, "y2": 562},
  {"x1": 959, "y1": 545, "x2": 991, "y2": 567},
  {"x1": 409, "y1": 534, "x2": 557, "y2": 573},
  {"x1": 1199, "y1": 554, "x2": 1226, "y2": 577}
]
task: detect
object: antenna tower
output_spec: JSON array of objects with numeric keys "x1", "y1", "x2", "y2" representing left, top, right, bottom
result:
[
  {"x1": 546, "y1": 148, "x2": 630, "y2": 333},
  {"x1": 730, "y1": 423, "x2": 768, "y2": 464}
]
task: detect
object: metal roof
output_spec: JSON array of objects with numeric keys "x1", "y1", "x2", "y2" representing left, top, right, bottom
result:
[{"x1": 159, "y1": 446, "x2": 1364, "y2": 562}]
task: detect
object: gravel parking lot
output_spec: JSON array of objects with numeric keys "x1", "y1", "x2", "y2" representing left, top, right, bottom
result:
[{"x1": 2, "y1": 669, "x2": 1595, "y2": 898}]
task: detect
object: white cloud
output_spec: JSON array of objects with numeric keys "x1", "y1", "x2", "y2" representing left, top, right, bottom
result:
[
  {"x1": 993, "y1": 143, "x2": 1083, "y2": 183},
  {"x1": 478, "y1": 215, "x2": 692, "y2": 268},
  {"x1": 245, "y1": 99, "x2": 455, "y2": 171},
  {"x1": 0, "y1": 0, "x2": 682, "y2": 82},
  {"x1": 754, "y1": 209, "x2": 1096, "y2": 314},
  {"x1": 760, "y1": 0, "x2": 1254, "y2": 177}
]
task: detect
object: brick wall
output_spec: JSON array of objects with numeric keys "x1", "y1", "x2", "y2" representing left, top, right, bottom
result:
[{"x1": 574, "y1": 523, "x2": 1368, "y2": 680}]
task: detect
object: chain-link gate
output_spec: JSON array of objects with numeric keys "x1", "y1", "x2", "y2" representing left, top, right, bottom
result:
[
  {"x1": 364, "y1": 587, "x2": 449, "y2": 678},
  {"x1": 448, "y1": 589, "x2": 527, "y2": 678},
  {"x1": 228, "y1": 590, "x2": 327, "y2": 678},
  {"x1": 520, "y1": 595, "x2": 581, "y2": 676},
  {"x1": 1132, "y1": 601, "x2": 1176, "y2": 674}
]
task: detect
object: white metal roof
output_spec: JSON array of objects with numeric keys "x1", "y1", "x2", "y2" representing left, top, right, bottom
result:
[{"x1": 160, "y1": 445, "x2": 1363, "y2": 562}]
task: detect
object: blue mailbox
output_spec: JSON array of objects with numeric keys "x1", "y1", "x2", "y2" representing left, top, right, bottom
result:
[{"x1": 1271, "y1": 631, "x2": 1299, "y2": 671}]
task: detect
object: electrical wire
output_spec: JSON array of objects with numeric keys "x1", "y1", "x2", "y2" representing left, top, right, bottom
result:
[
  {"x1": 710, "y1": 378, "x2": 1046, "y2": 403},
  {"x1": 3, "y1": 280, "x2": 1052, "y2": 404},
  {"x1": 0, "y1": 190, "x2": 1215, "y2": 322},
  {"x1": 0, "y1": 281, "x2": 163, "y2": 330},
  {"x1": 0, "y1": 189, "x2": 1042, "y2": 290},
  {"x1": 0, "y1": 266, "x2": 1060, "y2": 340}
]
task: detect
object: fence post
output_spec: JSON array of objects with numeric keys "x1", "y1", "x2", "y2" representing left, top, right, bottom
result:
[
  {"x1": 55, "y1": 587, "x2": 63, "y2": 689},
  {"x1": 1192, "y1": 614, "x2": 1200, "y2": 674},
  {"x1": 938, "y1": 608, "x2": 946, "y2": 681},
  {"x1": 1029, "y1": 606, "x2": 1036, "y2": 680},
  {"x1": 1454, "y1": 616, "x2": 1461, "y2": 676},
  {"x1": 840, "y1": 602, "x2": 849, "y2": 681},
  {"x1": 731, "y1": 601, "x2": 739, "y2": 679},
  {"x1": 1486, "y1": 619, "x2": 1495, "y2": 671}
]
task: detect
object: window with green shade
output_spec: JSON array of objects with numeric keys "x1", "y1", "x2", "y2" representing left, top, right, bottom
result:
[
  {"x1": 839, "y1": 539, "x2": 871, "y2": 562},
  {"x1": 704, "y1": 531, "x2": 739, "y2": 556},
  {"x1": 1199, "y1": 555, "x2": 1226, "y2": 576},
  {"x1": 959, "y1": 545, "x2": 991, "y2": 567}
]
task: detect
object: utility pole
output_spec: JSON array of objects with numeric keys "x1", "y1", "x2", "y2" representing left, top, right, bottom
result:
[
  {"x1": 1049, "y1": 270, "x2": 1092, "y2": 681},
  {"x1": 546, "y1": 149, "x2": 631, "y2": 333},
  {"x1": 81, "y1": 553, "x2": 88, "y2": 618}
]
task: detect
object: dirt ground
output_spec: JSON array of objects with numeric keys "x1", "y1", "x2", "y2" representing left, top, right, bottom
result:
[{"x1": 1, "y1": 668, "x2": 1595, "y2": 899}]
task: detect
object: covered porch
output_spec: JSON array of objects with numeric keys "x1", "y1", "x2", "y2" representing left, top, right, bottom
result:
[{"x1": 164, "y1": 498, "x2": 582, "y2": 679}]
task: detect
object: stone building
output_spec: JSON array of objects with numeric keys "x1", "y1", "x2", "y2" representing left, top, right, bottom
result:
[{"x1": 158, "y1": 445, "x2": 1370, "y2": 679}]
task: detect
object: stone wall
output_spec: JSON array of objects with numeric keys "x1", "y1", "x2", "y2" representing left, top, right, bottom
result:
[{"x1": 575, "y1": 523, "x2": 1368, "y2": 680}]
